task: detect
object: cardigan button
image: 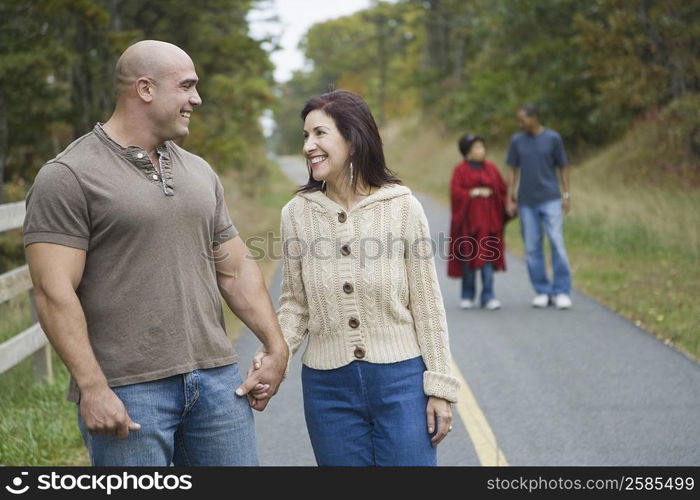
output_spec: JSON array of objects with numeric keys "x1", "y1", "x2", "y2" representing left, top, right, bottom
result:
[
  {"x1": 348, "y1": 317, "x2": 359, "y2": 329},
  {"x1": 340, "y1": 244, "x2": 351, "y2": 256},
  {"x1": 338, "y1": 212, "x2": 347, "y2": 223},
  {"x1": 353, "y1": 347, "x2": 366, "y2": 359},
  {"x1": 343, "y1": 282, "x2": 354, "y2": 294}
]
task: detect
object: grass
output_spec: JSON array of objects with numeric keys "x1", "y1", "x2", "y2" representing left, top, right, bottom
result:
[
  {"x1": 0, "y1": 353, "x2": 90, "y2": 466},
  {"x1": 383, "y1": 115, "x2": 700, "y2": 361},
  {"x1": 0, "y1": 158, "x2": 294, "y2": 465},
  {"x1": 218, "y1": 158, "x2": 295, "y2": 342},
  {"x1": 0, "y1": 294, "x2": 32, "y2": 344}
]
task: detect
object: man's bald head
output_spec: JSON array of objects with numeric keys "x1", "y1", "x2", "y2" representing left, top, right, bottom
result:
[
  {"x1": 109, "y1": 40, "x2": 201, "y2": 142},
  {"x1": 115, "y1": 40, "x2": 194, "y2": 98}
]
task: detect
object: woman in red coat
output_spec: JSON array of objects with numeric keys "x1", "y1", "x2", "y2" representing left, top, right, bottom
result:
[{"x1": 448, "y1": 134, "x2": 509, "y2": 310}]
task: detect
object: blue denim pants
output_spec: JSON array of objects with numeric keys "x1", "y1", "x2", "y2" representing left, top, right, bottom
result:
[
  {"x1": 77, "y1": 363, "x2": 258, "y2": 466},
  {"x1": 518, "y1": 198, "x2": 572, "y2": 295},
  {"x1": 462, "y1": 261, "x2": 495, "y2": 305},
  {"x1": 302, "y1": 356, "x2": 437, "y2": 466}
]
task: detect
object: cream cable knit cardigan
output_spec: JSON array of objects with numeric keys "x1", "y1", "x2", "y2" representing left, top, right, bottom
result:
[{"x1": 277, "y1": 183, "x2": 460, "y2": 403}]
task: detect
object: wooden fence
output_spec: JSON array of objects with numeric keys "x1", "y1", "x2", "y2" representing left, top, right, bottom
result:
[{"x1": 0, "y1": 201, "x2": 53, "y2": 383}]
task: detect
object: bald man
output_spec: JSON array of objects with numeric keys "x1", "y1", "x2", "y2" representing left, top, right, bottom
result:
[{"x1": 23, "y1": 40, "x2": 288, "y2": 466}]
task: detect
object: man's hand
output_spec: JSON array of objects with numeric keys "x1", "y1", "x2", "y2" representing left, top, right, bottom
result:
[
  {"x1": 562, "y1": 197, "x2": 571, "y2": 214},
  {"x1": 427, "y1": 396, "x2": 453, "y2": 446},
  {"x1": 236, "y1": 345, "x2": 288, "y2": 411},
  {"x1": 79, "y1": 385, "x2": 141, "y2": 439},
  {"x1": 506, "y1": 199, "x2": 518, "y2": 218}
]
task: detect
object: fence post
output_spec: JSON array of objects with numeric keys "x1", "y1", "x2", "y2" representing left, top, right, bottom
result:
[{"x1": 29, "y1": 290, "x2": 53, "y2": 384}]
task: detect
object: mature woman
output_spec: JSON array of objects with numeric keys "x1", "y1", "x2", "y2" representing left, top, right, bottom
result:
[
  {"x1": 448, "y1": 134, "x2": 509, "y2": 310},
  {"x1": 251, "y1": 90, "x2": 459, "y2": 466}
]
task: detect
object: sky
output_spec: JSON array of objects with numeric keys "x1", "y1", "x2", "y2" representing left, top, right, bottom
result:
[{"x1": 248, "y1": 0, "x2": 374, "y2": 83}]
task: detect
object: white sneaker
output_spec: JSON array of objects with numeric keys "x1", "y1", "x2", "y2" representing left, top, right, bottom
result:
[
  {"x1": 532, "y1": 294, "x2": 550, "y2": 308},
  {"x1": 484, "y1": 299, "x2": 501, "y2": 310},
  {"x1": 459, "y1": 299, "x2": 475, "y2": 310},
  {"x1": 554, "y1": 294, "x2": 572, "y2": 310}
]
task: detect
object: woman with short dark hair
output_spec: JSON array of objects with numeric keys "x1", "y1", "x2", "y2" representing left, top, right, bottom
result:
[
  {"x1": 448, "y1": 134, "x2": 510, "y2": 310},
  {"x1": 252, "y1": 90, "x2": 459, "y2": 466}
]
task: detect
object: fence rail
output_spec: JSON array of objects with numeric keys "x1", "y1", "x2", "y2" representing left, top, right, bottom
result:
[
  {"x1": 0, "y1": 200, "x2": 53, "y2": 384},
  {"x1": 0, "y1": 201, "x2": 26, "y2": 232}
]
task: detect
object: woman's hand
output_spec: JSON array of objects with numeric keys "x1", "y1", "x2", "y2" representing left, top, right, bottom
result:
[
  {"x1": 506, "y1": 199, "x2": 518, "y2": 217},
  {"x1": 427, "y1": 396, "x2": 453, "y2": 446},
  {"x1": 469, "y1": 187, "x2": 493, "y2": 198},
  {"x1": 243, "y1": 350, "x2": 274, "y2": 411}
]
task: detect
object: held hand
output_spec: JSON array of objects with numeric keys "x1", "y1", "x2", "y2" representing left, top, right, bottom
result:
[
  {"x1": 426, "y1": 396, "x2": 453, "y2": 446},
  {"x1": 562, "y1": 197, "x2": 571, "y2": 214},
  {"x1": 244, "y1": 351, "x2": 270, "y2": 409},
  {"x1": 236, "y1": 346, "x2": 288, "y2": 411},
  {"x1": 469, "y1": 188, "x2": 481, "y2": 198},
  {"x1": 506, "y1": 200, "x2": 518, "y2": 217},
  {"x1": 79, "y1": 385, "x2": 141, "y2": 440}
]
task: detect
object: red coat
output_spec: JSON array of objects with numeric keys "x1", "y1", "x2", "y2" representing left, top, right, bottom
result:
[{"x1": 448, "y1": 160, "x2": 508, "y2": 277}]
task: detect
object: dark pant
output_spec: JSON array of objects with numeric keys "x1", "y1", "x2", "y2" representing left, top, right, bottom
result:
[
  {"x1": 302, "y1": 356, "x2": 437, "y2": 466},
  {"x1": 462, "y1": 261, "x2": 495, "y2": 305}
]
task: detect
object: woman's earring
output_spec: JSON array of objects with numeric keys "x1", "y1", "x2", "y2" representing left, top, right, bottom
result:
[
  {"x1": 349, "y1": 162, "x2": 354, "y2": 186},
  {"x1": 321, "y1": 180, "x2": 326, "y2": 191}
]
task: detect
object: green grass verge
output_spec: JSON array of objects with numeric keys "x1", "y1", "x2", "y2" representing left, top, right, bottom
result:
[{"x1": 0, "y1": 352, "x2": 89, "y2": 465}]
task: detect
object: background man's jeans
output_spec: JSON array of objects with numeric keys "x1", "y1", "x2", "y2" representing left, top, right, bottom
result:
[
  {"x1": 78, "y1": 363, "x2": 258, "y2": 466},
  {"x1": 519, "y1": 198, "x2": 572, "y2": 296},
  {"x1": 462, "y1": 261, "x2": 495, "y2": 306}
]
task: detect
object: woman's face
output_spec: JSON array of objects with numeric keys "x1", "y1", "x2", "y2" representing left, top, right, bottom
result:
[
  {"x1": 303, "y1": 109, "x2": 351, "y2": 184},
  {"x1": 468, "y1": 141, "x2": 486, "y2": 162}
]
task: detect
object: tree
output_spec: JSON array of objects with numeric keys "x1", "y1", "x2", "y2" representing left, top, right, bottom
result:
[
  {"x1": 576, "y1": 0, "x2": 700, "y2": 131},
  {"x1": 0, "y1": 0, "x2": 274, "y2": 201}
]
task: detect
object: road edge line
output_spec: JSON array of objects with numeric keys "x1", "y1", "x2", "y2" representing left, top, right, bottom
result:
[{"x1": 451, "y1": 359, "x2": 509, "y2": 466}]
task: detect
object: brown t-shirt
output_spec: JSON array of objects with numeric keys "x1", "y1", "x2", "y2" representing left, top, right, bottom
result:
[{"x1": 23, "y1": 124, "x2": 239, "y2": 402}]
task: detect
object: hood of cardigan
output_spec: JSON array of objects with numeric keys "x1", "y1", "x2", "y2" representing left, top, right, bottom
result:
[{"x1": 297, "y1": 183, "x2": 412, "y2": 214}]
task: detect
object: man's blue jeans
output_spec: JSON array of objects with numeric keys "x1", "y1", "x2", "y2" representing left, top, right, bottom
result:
[
  {"x1": 302, "y1": 356, "x2": 437, "y2": 466},
  {"x1": 77, "y1": 363, "x2": 258, "y2": 466},
  {"x1": 518, "y1": 198, "x2": 572, "y2": 295},
  {"x1": 462, "y1": 262, "x2": 495, "y2": 306}
]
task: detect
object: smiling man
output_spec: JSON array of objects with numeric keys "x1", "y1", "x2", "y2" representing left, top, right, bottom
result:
[{"x1": 22, "y1": 40, "x2": 287, "y2": 466}]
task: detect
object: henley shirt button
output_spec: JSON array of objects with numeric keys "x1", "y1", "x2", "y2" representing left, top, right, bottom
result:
[
  {"x1": 354, "y1": 347, "x2": 366, "y2": 359},
  {"x1": 348, "y1": 317, "x2": 359, "y2": 329},
  {"x1": 343, "y1": 282, "x2": 354, "y2": 294},
  {"x1": 340, "y1": 244, "x2": 351, "y2": 256},
  {"x1": 152, "y1": 174, "x2": 159, "y2": 180},
  {"x1": 136, "y1": 153, "x2": 144, "y2": 159},
  {"x1": 338, "y1": 212, "x2": 347, "y2": 223}
]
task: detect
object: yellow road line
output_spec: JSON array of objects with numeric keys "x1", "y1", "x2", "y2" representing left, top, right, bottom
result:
[{"x1": 451, "y1": 359, "x2": 509, "y2": 466}]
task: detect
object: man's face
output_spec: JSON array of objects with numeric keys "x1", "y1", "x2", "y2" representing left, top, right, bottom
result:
[
  {"x1": 516, "y1": 110, "x2": 537, "y2": 133},
  {"x1": 149, "y1": 56, "x2": 202, "y2": 141}
]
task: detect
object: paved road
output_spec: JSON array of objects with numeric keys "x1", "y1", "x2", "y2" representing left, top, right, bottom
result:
[{"x1": 234, "y1": 156, "x2": 700, "y2": 466}]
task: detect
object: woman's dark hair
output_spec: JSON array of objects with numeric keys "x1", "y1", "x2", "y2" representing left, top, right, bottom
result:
[
  {"x1": 458, "y1": 133, "x2": 485, "y2": 157},
  {"x1": 297, "y1": 90, "x2": 401, "y2": 193}
]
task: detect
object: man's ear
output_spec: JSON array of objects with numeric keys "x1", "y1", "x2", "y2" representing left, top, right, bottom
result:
[{"x1": 135, "y1": 77, "x2": 154, "y2": 103}]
